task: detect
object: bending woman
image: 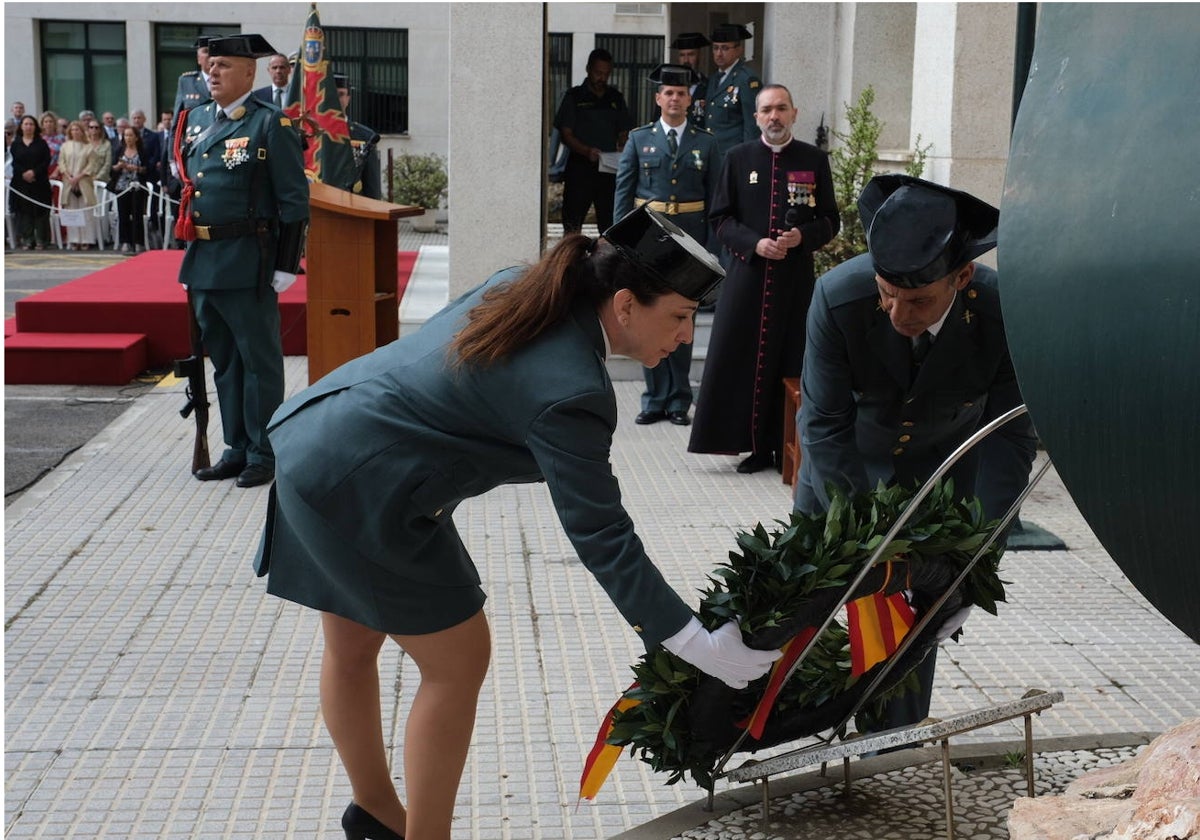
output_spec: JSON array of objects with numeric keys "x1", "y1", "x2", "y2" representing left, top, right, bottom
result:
[{"x1": 255, "y1": 206, "x2": 780, "y2": 840}]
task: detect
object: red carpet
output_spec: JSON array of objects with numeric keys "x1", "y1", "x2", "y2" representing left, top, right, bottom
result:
[{"x1": 5, "y1": 250, "x2": 418, "y2": 384}]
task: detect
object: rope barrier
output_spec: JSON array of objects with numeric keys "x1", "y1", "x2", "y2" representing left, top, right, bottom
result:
[{"x1": 5, "y1": 181, "x2": 176, "y2": 214}]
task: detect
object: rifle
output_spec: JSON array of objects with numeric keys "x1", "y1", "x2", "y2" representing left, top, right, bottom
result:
[{"x1": 173, "y1": 289, "x2": 211, "y2": 473}]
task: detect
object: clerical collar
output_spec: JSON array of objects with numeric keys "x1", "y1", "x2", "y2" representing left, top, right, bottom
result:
[
  {"x1": 658, "y1": 117, "x2": 686, "y2": 137},
  {"x1": 760, "y1": 134, "x2": 794, "y2": 154},
  {"x1": 215, "y1": 90, "x2": 253, "y2": 120}
]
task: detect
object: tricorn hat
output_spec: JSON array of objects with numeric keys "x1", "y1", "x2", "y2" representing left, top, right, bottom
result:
[
  {"x1": 711, "y1": 23, "x2": 753, "y2": 43},
  {"x1": 671, "y1": 32, "x2": 711, "y2": 50},
  {"x1": 206, "y1": 34, "x2": 278, "y2": 60},
  {"x1": 194, "y1": 35, "x2": 216, "y2": 49},
  {"x1": 603, "y1": 205, "x2": 725, "y2": 304},
  {"x1": 858, "y1": 174, "x2": 999, "y2": 288},
  {"x1": 647, "y1": 63, "x2": 699, "y2": 88},
  {"x1": 333, "y1": 74, "x2": 350, "y2": 90}
]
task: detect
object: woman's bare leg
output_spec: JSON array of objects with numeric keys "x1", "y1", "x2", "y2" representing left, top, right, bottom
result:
[
  {"x1": 320, "y1": 612, "x2": 407, "y2": 835},
  {"x1": 392, "y1": 609, "x2": 491, "y2": 840}
]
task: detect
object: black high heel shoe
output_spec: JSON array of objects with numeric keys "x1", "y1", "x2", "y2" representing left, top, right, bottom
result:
[{"x1": 341, "y1": 802, "x2": 405, "y2": 840}]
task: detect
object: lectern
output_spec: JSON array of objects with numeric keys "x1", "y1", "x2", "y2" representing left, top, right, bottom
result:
[{"x1": 305, "y1": 181, "x2": 423, "y2": 383}]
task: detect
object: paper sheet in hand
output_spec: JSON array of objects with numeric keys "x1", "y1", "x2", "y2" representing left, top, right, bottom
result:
[{"x1": 598, "y1": 152, "x2": 621, "y2": 174}]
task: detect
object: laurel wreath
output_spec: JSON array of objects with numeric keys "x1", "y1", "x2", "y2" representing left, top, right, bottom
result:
[{"x1": 607, "y1": 480, "x2": 1008, "y2": 789}]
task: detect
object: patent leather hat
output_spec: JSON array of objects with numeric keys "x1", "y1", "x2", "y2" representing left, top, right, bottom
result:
[
  {"x1": 206, "y1": 34, "x2": 278, "y2": 60},
  {"x1": 858, "y1": 174, "x2": 999, "y2": 288},
  {"x1": 711, "y1": 23, "x2": 753, "y2": 43},
  {"x1": 671, "y1": 32, "x2": 711, "y2": 50},
  {"x1": 603, "y1": 205, "x2": 725, "y2": 304},
  {"x1": 648, "y1": 63, "x2": 699, "y2": 88}
]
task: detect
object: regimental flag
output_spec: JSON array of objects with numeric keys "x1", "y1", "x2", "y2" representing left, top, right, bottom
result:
[
  {"x1": 283, "y1": 3, "x2": 355, "y2": 187},
  {"x1": 847, "y1": 589, "x2": 916, "y2": 676}
]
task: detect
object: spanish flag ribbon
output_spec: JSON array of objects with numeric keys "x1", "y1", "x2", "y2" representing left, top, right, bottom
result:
[
  {"x1": 736, "y1": 626, "x2": 818, "y2": 740},
  {"x1": 847, "y1": 590, "x2": 915, "y2": 676},
  {"x1": 578, "y1": 685, "x2": 641, "y2": 802}
]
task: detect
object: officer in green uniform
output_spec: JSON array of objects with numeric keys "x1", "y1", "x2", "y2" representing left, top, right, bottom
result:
[
  {"x1": 615, "y1": 65, "x2": 719, "y2": 426},
  {"x1": 335, "y1": 75, "x2": 383, "y2": 200},
  {"x1": 173, "y1": 36, "x2": 214, "y2": 119},
  {"x1": 704, "y1": 23, "x2": 762, "y2": 160},
  {"x1": 671, "y1": 32, "x2": 710, "y2": 128},
  {"x1": 174, "y1": 34, "x2": 309, "y2": 488}
]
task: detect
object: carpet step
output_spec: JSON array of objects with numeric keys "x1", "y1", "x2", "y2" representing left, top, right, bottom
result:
[{"x1": 4, "y1": 332, "x2": 149, "y2": 385}]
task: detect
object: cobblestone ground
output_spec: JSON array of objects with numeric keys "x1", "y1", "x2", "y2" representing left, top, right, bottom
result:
[{"x1": 674, "y1": 746, "x2": 1142, "y2": 840}]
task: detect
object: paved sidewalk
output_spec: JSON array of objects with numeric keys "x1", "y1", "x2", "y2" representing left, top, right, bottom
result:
[{"x1": 6, "y1": 358, "x2": 1200, "y2": 839}]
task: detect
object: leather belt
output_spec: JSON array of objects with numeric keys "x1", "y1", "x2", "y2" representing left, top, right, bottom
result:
[
  {"x1": 193, "y1": 219, "x2": 264, "y2": 241},
  {"x1": 634, "y1": 198, "x2": 705, "y2": 215}
]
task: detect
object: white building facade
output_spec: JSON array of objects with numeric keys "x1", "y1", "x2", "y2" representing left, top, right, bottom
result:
[{"x1": 5, "y1": 2, "x2": 1020, "y2": 292}]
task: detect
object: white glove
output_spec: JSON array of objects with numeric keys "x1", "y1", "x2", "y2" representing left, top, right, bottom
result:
[
  {"x1": 271, "y1": 270, "x2": 297, "y2": 293},
  {"x1": 935, "y1": 605, "x2": 973, "y2": 642},
  {"x1": 662, "y1": 617, "x2": 782, "y2": 689}
]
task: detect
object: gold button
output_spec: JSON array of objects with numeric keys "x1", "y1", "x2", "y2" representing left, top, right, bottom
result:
[
  {"x1": 893, "y1": 447, "x2": 905, "y2": 455},
  {"x1": 671, "y1": 179, "x2": 678, "y2": 185},
  {"x1": 196, "y1": 172, "x2": 204, "y2": 179},
  {"x1": 967, "y1": 289, "x2": 978, "y2": 299},
  {"x1": 192, "y1": 210, "x2": 200, "y2": 218},
  {"x1": 202, "y1": 153, "x2": 208, "y2": 159},
  {"x1": 899, "y1": 434, "x2": 911, "y2": 443},
  {"x1": 902, "y1": 421, "x2": 915, "y2": 427},
  {"x1": 633, "y1": 624, "x2": 643, "y2": 633},
  {"x1": 194, "y1": 190, "x2": 201, "y2": 197}
]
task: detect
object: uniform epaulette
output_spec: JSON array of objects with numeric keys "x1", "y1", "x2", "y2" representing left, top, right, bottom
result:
[
  {"x1": 180, "y1": 70, "x2": 201, "y2": 79},
  {"x1": 636, "y1": 121, "x2": 655, "y2": 131}
]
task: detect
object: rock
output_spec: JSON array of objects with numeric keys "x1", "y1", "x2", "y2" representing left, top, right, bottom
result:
[{"x1": 1008, "y1": 719, "x2": 1200, "y2": 840}]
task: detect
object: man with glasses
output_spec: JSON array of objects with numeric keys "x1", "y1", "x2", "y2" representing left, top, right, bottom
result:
[{"x1": 703, "y1": 24, "x2": 761, "y2": 161}]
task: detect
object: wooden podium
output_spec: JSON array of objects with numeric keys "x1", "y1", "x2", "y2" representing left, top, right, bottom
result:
[{"x1": 305, "y1": 181, "x2": 423, "y2": 383}]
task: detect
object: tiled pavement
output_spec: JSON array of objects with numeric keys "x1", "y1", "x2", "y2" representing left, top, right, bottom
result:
[{"x1": 6, "y1": 237, "x2": 1200, "y2": 838}]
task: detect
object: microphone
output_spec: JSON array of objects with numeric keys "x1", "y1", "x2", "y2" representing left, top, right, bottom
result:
[{"x1": 784, "y1": 207, "x2": 801, "y2": 229}]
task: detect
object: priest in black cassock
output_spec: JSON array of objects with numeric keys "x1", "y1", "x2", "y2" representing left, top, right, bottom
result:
[{"x1": 688, "y1": 84, "x2": 839, "y2": 473}]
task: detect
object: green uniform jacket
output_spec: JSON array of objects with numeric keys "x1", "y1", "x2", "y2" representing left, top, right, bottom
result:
[
  {"x1": 704, "y1": 60, "x2": 762, "y2": 158},
  {"x1": 349, "y1": 121, "x2": 382, "y2": 200},
  {"x1": 794, "y1": 255, "x2": 1038, "y2": 520},
  {"x1": 614, "y1": 121, "x2": 718, "y2": 242},
  {"x1": 176, "y1": 97, "x2": 310, "y2": 291},
  {"x1": 173, "y1": 70, "x2": 210, "y2": 118},
  {"x1": 257, "y1": 268, "x2": 695, "y2": 647}
]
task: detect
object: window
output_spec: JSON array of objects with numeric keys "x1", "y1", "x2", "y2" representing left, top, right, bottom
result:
[
  {"x1": 548, "y1": 33, "x2": 573, "y2": 119},
  {"x1": 40, "y1": 21, "x2": 127, "y2": 120},
  {"x1": 154, "y1": 24, "x2": 241, "y2": 118},
  {"x1": 325, "y1": 27, "x2": 409, "y2": 135},
  {"x1": 595, "y1": 34, "x2": 665, "y2": 126}
]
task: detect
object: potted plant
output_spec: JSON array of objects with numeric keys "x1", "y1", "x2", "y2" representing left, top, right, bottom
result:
[{"x1": 391, "y1": 152, "x2": 448, "y2": 232}]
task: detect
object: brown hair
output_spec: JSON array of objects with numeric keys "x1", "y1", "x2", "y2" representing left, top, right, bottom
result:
[{"x1": 451, "y1": 234, "x2": 670, "y2": 367}]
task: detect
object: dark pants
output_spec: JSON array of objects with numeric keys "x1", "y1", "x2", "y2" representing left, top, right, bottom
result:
[
  {"x1": 191, "y1": 286, "x2": 284, "y2": 469},
  {"x1": 561, "y1": 155, "x2": 616, "y2": 234},
  {"x1": 116, "y1": 186, "x2": 146, "y2": 247},
  {"x1": 642, "y1": 344, "x2": 694, "y2": 413}
]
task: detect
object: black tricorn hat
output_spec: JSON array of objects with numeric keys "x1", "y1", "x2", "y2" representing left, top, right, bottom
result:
[
  {"x1": 858, "y1": 174, "x2": 999, "y2": 288},
  {"x1": 206, "y1": 34, "x2": 278, "y2": 60},
  {"x1": 647, "y1": 63, "x2": 698, "y2": 88},
  {"x1": 603, "y1": 205, "x2": 725, "y2": 304},
  {"x1": 194, "y1": 35, "x2": 216, "y2": 49},
  {"x1": 333, "y1": 74, "x2": 350, "y2": 89},
  {"x1": 711, "y1": 23, "x2": 753, "y2": 43},
  {"x1": 672, "y1": 32, "x2": 711, "y2": 50}
]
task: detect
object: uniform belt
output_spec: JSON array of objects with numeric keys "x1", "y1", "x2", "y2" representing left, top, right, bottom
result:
[
  {"x1": 634, "y1": 198, "x2": 705, "y2": 215},
  {"x1": 193, "y1": 219, "x2": 265, "y2": 241}
]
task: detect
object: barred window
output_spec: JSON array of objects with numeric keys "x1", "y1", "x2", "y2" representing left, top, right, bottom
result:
[
  {"x1": 548, "y1": 32, "x2": 573, "y2": 119},
  {"x1": 154, "y1": 23, "x2": 241, "y2": 117},
  {"x1": 595, "y1": 34, "x2": 665, "y2": 126},
  {"x1": 40, "y1": 21, "x2": 128, "y2": 119},
  {"x1": 325, "y1": 27, "x2": 409, "y2": 135}
]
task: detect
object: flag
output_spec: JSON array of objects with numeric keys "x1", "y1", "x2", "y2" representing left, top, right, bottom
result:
[
  {"x1": 847, "y1": 590, "x2": 915, "y2": 676},
  {"x1": 283, "y1": 2, "x2": 355, "y2": 187},
  {"x1": 578, "y1": 687, "x2": 641, "y2": 802},
  {"x1": 736, "y1": 625, "x2": 818, "y2": 740}
]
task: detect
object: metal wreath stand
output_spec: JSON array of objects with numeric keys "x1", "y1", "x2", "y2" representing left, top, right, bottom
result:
[{"x1": 705, "y1": 404, "x2": 1061, "y2": 840}]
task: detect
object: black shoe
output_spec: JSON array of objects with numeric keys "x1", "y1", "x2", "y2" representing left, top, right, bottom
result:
[
  {"x1": 736, "y1": 452, "x2": 773, "y2": 474},
  {"x1": 235, "y1": 463, "x2": 275, "y2": 488},
  {"x1": 194, "y1": 457, "x2": 245, "y2": 481},
  {"x1": 635, "y1": 410, "x2": 667, "y2": 425},
  {"x1": 342, "y1": 802, "x2": 404, "y2": 840},
  {"x1": 668, "y1": 410, "x2": 691, "y2": 426}
]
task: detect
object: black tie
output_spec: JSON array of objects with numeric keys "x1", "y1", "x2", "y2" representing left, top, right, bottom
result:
[
  {"x1": 911, "y1": 330, "x2": 932, "y2": 370},
  {"x1": 217, "y1": 110, "x2": 228, "y2": 123},
  {"x1": 274, "y1": 88, "x2": 283, "y2": 107},
  {"x1": 667, "y1": 128, "x2": 678, "y2": 157}
]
